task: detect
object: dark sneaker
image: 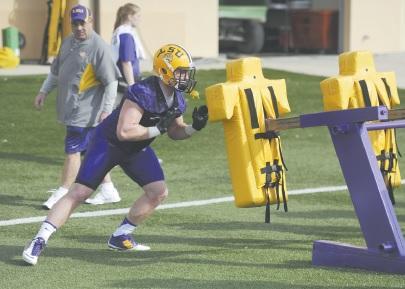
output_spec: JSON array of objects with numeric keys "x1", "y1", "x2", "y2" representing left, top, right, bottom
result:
[
  {"x1": 22, "y1": 237, "x2": 46, "y2": 265},
  {"x1": 107, "y1": 234, "x2": 150, "y2": 251}
]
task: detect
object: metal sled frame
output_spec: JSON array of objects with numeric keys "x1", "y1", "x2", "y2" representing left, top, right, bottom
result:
[{"x1": 267, "y1": 106, "x2": 405, "y2": 274}]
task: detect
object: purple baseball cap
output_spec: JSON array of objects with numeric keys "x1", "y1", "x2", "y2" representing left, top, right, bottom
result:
[{"x1": 70, "y1": 4, "x2": 91, "y2": 22}]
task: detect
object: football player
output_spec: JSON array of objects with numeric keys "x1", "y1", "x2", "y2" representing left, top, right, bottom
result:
[{"x1": 23, "y1": 44, "x2": 208, "y2": 265}]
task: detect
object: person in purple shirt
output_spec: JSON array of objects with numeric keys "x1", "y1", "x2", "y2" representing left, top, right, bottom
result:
[
  {"x1": 22, "y1": 44, "x2": 208, "y2": 265},
  {"x1": 111, "y1": 3, "x2": 145, "y2": 93},
  {"x1": 86, "y1": 3, "x2": 146, "y2": 205}
]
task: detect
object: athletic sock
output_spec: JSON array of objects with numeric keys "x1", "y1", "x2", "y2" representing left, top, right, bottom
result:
[
  {"x1": 35, "y1": 220, "x2": 57, "y2": 243},
  {"x1": 100, "y1": 182, "x2": 115, "y2": 191},
  {"x1": 57, "y1": 186, "x2": 69, "y2": 195},
  {"x1": 112, "y1": 217, "x2": 137, "y2": 237}
]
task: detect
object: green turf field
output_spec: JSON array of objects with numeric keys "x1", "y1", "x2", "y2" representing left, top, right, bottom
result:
[{"x1": 1, "y1": 69, "x2": 405, "y2": 289}]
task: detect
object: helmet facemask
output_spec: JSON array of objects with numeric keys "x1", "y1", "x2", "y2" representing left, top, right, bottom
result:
[{"x1": 170, "y1": 66, "x2": 196, "y2": 93}]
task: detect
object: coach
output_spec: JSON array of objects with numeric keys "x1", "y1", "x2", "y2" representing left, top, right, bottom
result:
[{"x1": 34, "y1": 4, "x2": 121, "y2": 209}]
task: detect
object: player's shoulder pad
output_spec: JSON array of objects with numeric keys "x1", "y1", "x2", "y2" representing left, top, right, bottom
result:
[{"x1": 126, "y1": 76, "x2": 158, "y2": 111}]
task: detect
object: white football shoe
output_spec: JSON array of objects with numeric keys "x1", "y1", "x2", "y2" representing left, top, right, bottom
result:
[
  {"x1": 85, "y1": 185, "x2": 121, "y2": 205},
  {"x1": 22, "y1": 237, "x2": 46, "y2": 265},
  {"x1": 42, "y1": 188, "x2": 68, "y2": 210}
]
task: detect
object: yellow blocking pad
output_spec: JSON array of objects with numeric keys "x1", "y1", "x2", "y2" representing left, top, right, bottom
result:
[
  {"x1": 0, "y1": 47, "x2": 19, "y2": 68},
  {"x1": 47, "y1": 0, "x2": 65, "y2": 57},
  {"x1": 320, "y1": 50, "x2": 401, "y2": 193},
  {"x1": 206, "y1": 57, "x2": 290, "y2": 208}
]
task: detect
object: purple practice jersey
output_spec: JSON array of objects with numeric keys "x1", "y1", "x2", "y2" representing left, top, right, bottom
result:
[
  {"x1": 99, "y1": 76, "x2": 186, "y2": 152},
  {"x1": 76, "y1": 76, "x2": 186, "y2": 189},
  {"x1": 116, "y1": 33, "x2": 141, "y2": 81}
]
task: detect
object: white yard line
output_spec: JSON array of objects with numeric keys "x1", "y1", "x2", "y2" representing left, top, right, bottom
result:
[{"x1": 0, "y1": 184, "x2": 353, "y2": 227}]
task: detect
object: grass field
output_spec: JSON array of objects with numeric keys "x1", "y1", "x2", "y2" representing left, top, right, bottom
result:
[{"x1": 1, "y1": 69, "x2": 405, "y2": 289}]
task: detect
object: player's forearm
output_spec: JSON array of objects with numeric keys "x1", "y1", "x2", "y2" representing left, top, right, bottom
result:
[
  {"x1": 168, "y1": 124, "x2": 196, "y2": 140},
  {"x1": 116, "y1": 124, "x2": 154, "y2": 141},
  {"x1": 121, "y1": 61, "x2": 135, "y2": 86},
  {"x1": 102, "y1": 80, "x2": 118, "y2": 114},
  {"x1": 39, "y1": 72, "x2": 58, "y2": 94}
]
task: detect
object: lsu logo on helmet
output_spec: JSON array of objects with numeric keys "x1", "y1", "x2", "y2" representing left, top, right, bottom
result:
[{"x1": 153, "y1": 44, "x2": 196, "y2": 93}]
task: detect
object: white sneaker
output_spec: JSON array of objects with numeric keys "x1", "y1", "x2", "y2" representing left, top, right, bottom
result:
[
  {"x1": 85, "y1": 186, "x2": 121, "y2": 205},
  {"x1": 42, "y1": 188, "x2": 68, "y2": 210},
  {"x1": 22, "y1": 237, "x2": 46, "y2": 265}
]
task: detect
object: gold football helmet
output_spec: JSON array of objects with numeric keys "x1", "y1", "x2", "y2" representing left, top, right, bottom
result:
[{"x1": 153, "y1": 44, "x2": 196, "y2": 93}]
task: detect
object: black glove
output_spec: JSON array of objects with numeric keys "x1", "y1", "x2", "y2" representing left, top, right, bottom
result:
[
  {"x1": 117, "y1": 78, "x2": 128, "y2": 93},
  {"x1": 192, "y1": 105, "x2": 208, "y2": 131},
  {"x1": 156, "y1": 107, "x2": 180, "y2": 134}
]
